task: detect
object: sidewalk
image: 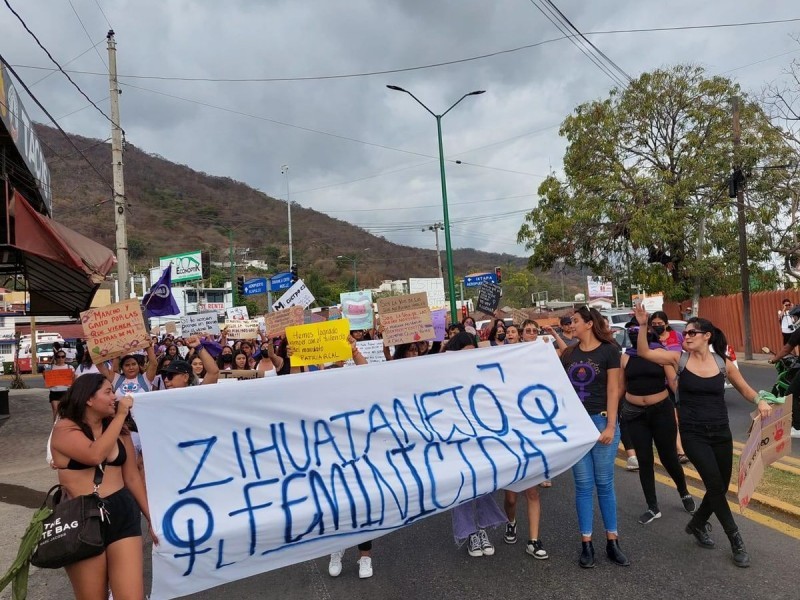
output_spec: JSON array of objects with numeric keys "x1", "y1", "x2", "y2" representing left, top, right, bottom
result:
[{"x1": 0, "y1": 389, "x2": 72, "y2": 599}]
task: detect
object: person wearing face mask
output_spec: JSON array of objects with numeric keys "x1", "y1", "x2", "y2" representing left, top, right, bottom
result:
[
  {"x1": 217, "y1": 346, "x2": 235, "y2": 370},
  {"x1": 488, "y1": 319, "x2": 507, "y2": 346}
]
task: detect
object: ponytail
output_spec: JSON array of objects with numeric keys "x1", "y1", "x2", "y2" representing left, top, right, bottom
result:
[{"x1": 710, "y1": 327, "x2": 729, "y2": 361}]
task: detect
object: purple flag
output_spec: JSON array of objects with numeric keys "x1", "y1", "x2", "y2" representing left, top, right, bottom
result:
[{"x1": 142, "y1": 266, "x2": 180, "y2": 317}]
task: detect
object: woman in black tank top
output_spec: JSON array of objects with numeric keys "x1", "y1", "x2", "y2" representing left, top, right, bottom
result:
[
  {"x1": 620, "y1": 325, "x2": 694, "y2": 525},
  {"x1": 632, "y1": 306, "x2": 773, "y2": 569}
]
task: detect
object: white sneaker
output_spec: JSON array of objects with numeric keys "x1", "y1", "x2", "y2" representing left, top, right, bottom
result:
[
  {"x1": 328, "y1": 550, "x2": 344, "y2": 577},
  {"x1": 626, "y1": 456, "x2": 639, "y2": 471},
  {"x1": 478, "y1": 529, "x2": 495, "y2": 556},
  {"x1": 357, "y1": 556, "x2": 373, "y2": 579},
  {"x1": 791, "y1": 427, "x2": 800, "y2": 439}
]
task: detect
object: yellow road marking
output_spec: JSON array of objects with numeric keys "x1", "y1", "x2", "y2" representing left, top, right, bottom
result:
[
  {"x1": 731, "y1": 440, "x2": 800, "y2": 468},
  {"x1": 614, "y1": 458, "x2": 800, "y2": 539}
]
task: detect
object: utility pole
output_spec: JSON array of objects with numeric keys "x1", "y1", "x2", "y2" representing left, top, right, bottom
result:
[
  {"x1": 229, "y1": 229, "x2": 236, "y2": 305},
  {"x1": 423, "y1": 222, "x2": 444, "y2": 280},
  {"x1": 281, "y1": 165, "x2": 293, "y2": 269},
  {"x1": 107, "y1": 31, "x2": 128, "y2": 300},
  {"x1": 732, "y1": 96, "x2": 753, "y2": 360},
  {"x1": 692, "y1": 216, "x2": 705, "y2": 316}
]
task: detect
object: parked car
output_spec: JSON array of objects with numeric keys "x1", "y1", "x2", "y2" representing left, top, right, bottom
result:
[{"x1": 601, "y1": 309, "x2": 633, "y2": 325}]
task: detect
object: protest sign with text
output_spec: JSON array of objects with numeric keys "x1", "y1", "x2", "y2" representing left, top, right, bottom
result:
[
  {"x1": 344, "y1": 340, "x2": 387, "y2": 366},
  {"x1": 264, "y1": 306, "x2": 304, "y2": 337},
  {"x1": 376, "y1": 292, "x2": 434, "y2": 347},
  {"x1": 408, "y1": 278, "x2": 446, "y2": 310},
  {"x1": 285, "y1": 319, "x2": 352, "y2": 366},
  {"x1": 135, "y1": 343, "x2": 598, "y2": 599},
  {"x1": 80, "y1": 299, "x2": 149, "y2": 364},
  {"x1": 226, "y1": 306, "x2": 249, "y2": 321},
  {"x1": 431, "y1": 308, "x2": 447, "y2": 342},
  {"x1": 180, "y1": 312, "x2": 221, "y2": 336},
  {"x1": 476, "y1": 282, "x2": 502, "y2": 314},
  {"x1": 43, "y1": 369, "x2": 75, "y2": 388},
  {"x1": 340, "y1": 291, "x2": 373, "y2": 330},
  {"x1": 223, "y1": 320, "x2": 260, "y2": 339},
  {"x1": 272, "y1": 279, "x2": 315, "y2": 311}
]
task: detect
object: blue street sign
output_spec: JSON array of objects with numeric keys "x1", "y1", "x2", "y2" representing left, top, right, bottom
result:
[
  {"x1": 463, "y1": 272, "x2": 497, "y2": 288},
  {"x1": 243, "y1": 277, "x2": 267, "y2": 296},
  {"x1": 270, "y1": 271, "x2": 294, "y2": 291}
]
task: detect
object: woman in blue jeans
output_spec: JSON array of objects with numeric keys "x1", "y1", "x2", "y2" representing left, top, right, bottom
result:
[
  {"x1": 556, "y1": 306, "x2": 629, "y2": 568},
  {"x1": 633, "y1": 305, "x2": 774, "y2": 568}
]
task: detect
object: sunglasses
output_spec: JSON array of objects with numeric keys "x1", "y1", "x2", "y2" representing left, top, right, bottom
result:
[{"x1": 684, "y1": 330, "x2": 706, "y2": 338}]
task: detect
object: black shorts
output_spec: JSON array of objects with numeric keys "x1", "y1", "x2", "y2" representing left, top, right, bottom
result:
[
  {"x1": 49, "y1": 390, "x2": 68, "y2": 403},
  {"x1": 101, "y1": 488, "x2": 141, "y2": 545}
]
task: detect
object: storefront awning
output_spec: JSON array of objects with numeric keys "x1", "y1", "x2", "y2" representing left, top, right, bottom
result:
[{"x1": 12, "y1": 191, "x2": 116, "y2": 317}]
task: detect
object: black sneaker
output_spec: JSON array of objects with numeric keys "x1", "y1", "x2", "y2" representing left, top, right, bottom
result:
[
  {"x1": 638, "y1": 508, "x2": 662, "y2": 525},
  {"x1": 681, "y1": 494, "x2": 696, "y2": 514},
  {"x1": 504, "y1": 521, "x2": 517, "y2": 544},
  {"x1": 526, "y1": 539, "x2": 549, "y2": 560}
]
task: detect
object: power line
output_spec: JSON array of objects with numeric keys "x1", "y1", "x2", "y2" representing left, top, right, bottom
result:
[
  {"x1": 29, "y1": 39, "x2": 103, "y2": 87},
  {"x1": 0, "y1": 56, "x2": 113, "y2": 193},
  {"x1": 3, "y1": 0, "x2": 117, "y2": 129},
  {"x1": 91, "y1": 0, "x2": 113, "y2": 30},
  {"x1": 67, "y1": 0, "x2": 108, "y2": 69},
  {"x1": 8, "y1": 16, "x2": 800, "y2": 83}
]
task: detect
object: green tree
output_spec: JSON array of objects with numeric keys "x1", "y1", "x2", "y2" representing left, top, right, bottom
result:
[{"x1": 517, "y1": 65, "x2": 789, "y2": 301}]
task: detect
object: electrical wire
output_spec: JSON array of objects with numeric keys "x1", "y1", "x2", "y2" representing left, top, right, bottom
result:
[
  {"x1": 29, "y1": 39, "x2": 103, "y2": 87},
  {"x1": 3, "y1": 0, "x2": 117, "y2": 129},
  {"x1": 91, "y1": 0, "x2": 113, "y2": 30},
  {"x1": 67, "y1": 0, "x2": 108, "y2": 69}
]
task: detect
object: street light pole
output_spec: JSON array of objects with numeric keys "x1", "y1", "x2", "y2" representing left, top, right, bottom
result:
[
  {"x1": 338, "y1": 249, "x2": 369, "y2": 291},
  {"x1": 281, "y1": 164, "x2": 293, "y2": 269},
  {"x1": 387, "y1": 85, "x2": 485, "y2": 325}
]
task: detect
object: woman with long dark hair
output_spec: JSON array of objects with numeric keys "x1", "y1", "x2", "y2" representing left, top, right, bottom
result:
[
  {"x1": 487, "y1": 319, "x2": 507, "y2": 346},
  {"x1": 633, "y1": 306, "x2": 773, "y2": 568},
  {"x1": 558, "y1": 306, "x2": 629, "y2": 568},
  {"x1": 49, "y1": 374, "x2": 156, "y2": 598}
]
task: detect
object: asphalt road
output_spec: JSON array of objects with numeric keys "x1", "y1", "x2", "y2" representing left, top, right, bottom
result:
[{"x1": 2, "y1": 364, "x2": 798, "y2": 600}]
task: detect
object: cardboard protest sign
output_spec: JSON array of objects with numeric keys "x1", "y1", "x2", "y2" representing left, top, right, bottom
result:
[
  {"x1": 376, "y1": 292, "x2": 435, "y2": 347},
  {"x1": 737, "y1": 401, "x2": 792, "y2": 510},
  {"x1": 272, "y1": 279, "x2": 315, "y2": 311},
  {"x1": 135, "y1": 343, "x2": 599, "y2": 599},
  {"x1": 511, "y1": 309, "x2": 529, "y2": 325},
  {"x1": 43, "y1": 369, "x2": 75, "y2": 388},
  {"x1": 218, "y1": 370, "x2": 264, "y2": 380},
  {"x1": 180, "y1": 312, "x2": 221, "y2": 336},
  {"x1": 164, "y1": 321, "x2": 177, "y2": 335},
  {"x1": 264, "y1": 306, "x2": 304, "y2": 337},
  {"x1": 476, "y1": 282, "x2": 502, "y2": 314},
  {"x1": 431, "y1": 308, "x2": 447, "y2": 342},
  {"x1": 408, "y1": 278, "x2": 446, "y2": 310},
  {"x1": 226, "y1": 306, "x2": 249, "y2": 321},
  {"x1": 80, "y1": 299, "x2": 149, "y2": 364},
  {"x1": 285, "y1": 319, "x2": 352, "y2": 366},
  {"x1": 340, "y1": 290, "x2": 373, "y2": 330},
  {"x1": 223, "y1": 320, "x2": 260, "y2": 339}
]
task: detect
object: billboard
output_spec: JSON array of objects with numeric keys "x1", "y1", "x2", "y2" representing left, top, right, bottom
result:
[
  {"x1": 587, "y1": 276, "x2": 613, "y2": 300},
  {"x1": 0, "y1": 62, "x2": 52, "y2": 214},
  {"x1": 159, "y1": 251, "x2": 203, "y2": 283}
]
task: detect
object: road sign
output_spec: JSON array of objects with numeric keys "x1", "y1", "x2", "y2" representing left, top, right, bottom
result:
[
  {"x1": 464, "y1": 272, "x2": 497, "y2": 288},
  {"x1": 270, "y1": 272, "x2": 294, "y2": 291},
  {"x1": 243, "y1": 278, "x2": 267, "y2": 296}
]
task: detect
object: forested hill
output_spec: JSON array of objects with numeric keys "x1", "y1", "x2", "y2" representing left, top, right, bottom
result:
[{"x1": 35, "y1": 124, "x2": 528, "y2": 286}]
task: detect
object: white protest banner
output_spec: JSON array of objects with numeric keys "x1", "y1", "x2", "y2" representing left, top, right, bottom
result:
[
  {"x1": 226, "y1": 306, "x2": 249, "y2": 321},
  {"x1": 408, "y1": 278, "x2": 446, "y2": 310},
  {"x1": 272, "y1": 279, "x2": 315, "y2": 311},
  {"x1": 135, "y1": 343, "x2": 598, "y2": 599},
  {"x1": 340, "y1": 290, "x2": 373, "y2": 330},
  {"x1": 376, "y1": 292, "x2": 435, "y2": 346},
  {"x1": 180, "y1": 312, "x2": 221, "y2": 336}
]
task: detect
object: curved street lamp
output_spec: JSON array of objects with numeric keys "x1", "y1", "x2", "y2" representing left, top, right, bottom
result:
[{"x1": 387, "y1": 85, "x2": 485, "y2": 324}]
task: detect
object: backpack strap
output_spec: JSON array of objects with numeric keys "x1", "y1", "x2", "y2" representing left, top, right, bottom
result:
[
  {"x1": 674, "y1": 352, "x2": 690, "y2": 406},
  {"x1": 712, "y1": 352, "x2": 727, "y2": 381}
]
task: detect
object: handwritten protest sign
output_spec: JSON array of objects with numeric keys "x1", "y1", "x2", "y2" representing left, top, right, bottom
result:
[
  {"x1": 431, "y1": 308, "x2": 447, "y2": 342},
  {"x1": 180, "y1": 312, "x2": 221, "y2": 336},
  {"x1": 223, "y1": 320, "x2": 260, "y2": 339},
  {"x1": 344, "y1": 339, "x2": 386, "y2": 366},
  {"x1": 272, "y1": 279, "x2": 315, "y2": 311},
  {"x1": 376, "y1": 292, "x2": 435, "y2": 347},
  {"x1": 43, "y1": 369, "x2": 75, "y2": 388},
  {"x1": 408, "y1": 278, "x2": 446, "y2": 309},
  {"x1": 476, "y1": 282, "x2": 502, "y2": 314},
  {"x1": 136, "y1": 343, "x2": 598, "y2": 599},
  {"x1": 226, "y1": 306, "x2": 249, "y2": 321},
  {"x1": 218, "y1": 370, "x2": 264, "y2": 380},
  {"x1": 340, "y1": 290, "x2": 373, "y2": 330},
  {"x1": 511, "y1": 309, "x2": 529, "y2": 325},
  {"x1": 285, "y1": 319, "x2": 352, "y2": 366},
  {"x1": 737, "y1": 401, "x2": 792, "y2": 510},
  {"x1": 80, "y1": 299, "x2": 149, "y2": 364},
  {"x1": 264, "y1": 306, "x2": 304, "y2": 337},
  {"x1": 164, "y1": 321, "x2": 177, "y2": 335}
]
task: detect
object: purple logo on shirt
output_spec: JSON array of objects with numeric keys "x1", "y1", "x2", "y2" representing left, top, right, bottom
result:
[{"x1": 567, "y1": 361, "x2": 597, "y2": 403}]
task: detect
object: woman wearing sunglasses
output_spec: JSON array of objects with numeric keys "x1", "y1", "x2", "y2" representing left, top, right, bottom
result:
[
  {"x1": 161, "y1": 336, "x2": 219, "y2": 388},
  {"x1": 632, "y1": 305, "x2": 773, "y2": 568},
  {"x1": 47, "y1": 351, "x2": 76, "y2": 419}
]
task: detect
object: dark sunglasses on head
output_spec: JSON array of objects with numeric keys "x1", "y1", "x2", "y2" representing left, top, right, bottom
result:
[{"x1": 684, "y1": 329, "x2": 706, "y2": 337}]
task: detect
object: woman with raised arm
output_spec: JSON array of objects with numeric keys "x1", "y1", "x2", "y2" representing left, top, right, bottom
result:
[
  {"x1": 632, "y1": 304, "x2": 773, "y2": 568},
  {"x1": 559, "y1": 306, "x2": 628, "y2": 568},
  {"x1": 49, "y1": 374, "x2": 157, "y2": 598}
]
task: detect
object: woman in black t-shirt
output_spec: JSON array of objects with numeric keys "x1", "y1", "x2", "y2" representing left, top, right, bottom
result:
[
  {"x1": 555, "y1": 306, "x2": 629, "y2": 569},
  {"x1": 633, "y1": 305, "x2": 773, "y2": 568}
]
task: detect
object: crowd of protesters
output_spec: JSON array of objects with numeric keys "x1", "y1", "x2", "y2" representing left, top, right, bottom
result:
[{"x1": 31, "y1": 301, "x2": 783, "y2": 599}]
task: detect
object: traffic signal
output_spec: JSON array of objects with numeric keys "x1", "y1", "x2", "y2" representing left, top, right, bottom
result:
[
  {"x1": 236, "y1": 276, "x2": 245, "y2": 298},
  {"x1": 495, "y1": 266, "x2": 502, "y2": 284},
  {"x1": 461, "y1": 305, "x2": 468, "y2": 320},
  {"x1": 291, "y1": 264, "x2": 298, "y2": 283}
]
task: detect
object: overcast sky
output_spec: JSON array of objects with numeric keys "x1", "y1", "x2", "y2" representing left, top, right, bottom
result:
[{"x1": 2, "y1": 0, "x2": 800, "y2": 258}]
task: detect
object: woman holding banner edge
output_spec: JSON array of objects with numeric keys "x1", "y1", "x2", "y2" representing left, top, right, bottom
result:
[{"x1": 556, "y1": 306, "x2": 630, "y2": 568}]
